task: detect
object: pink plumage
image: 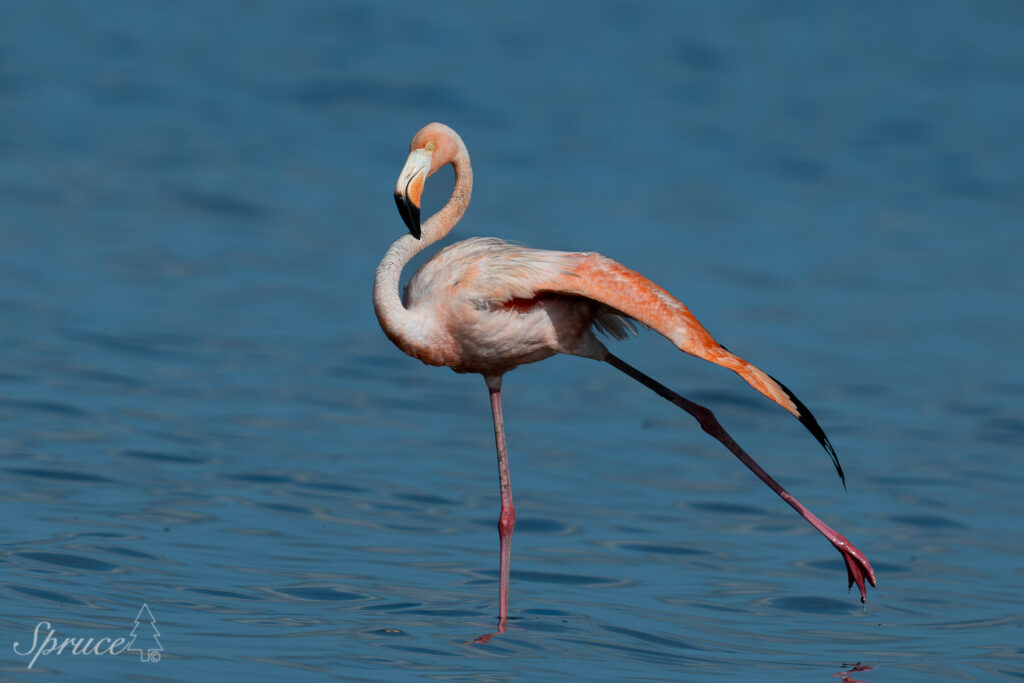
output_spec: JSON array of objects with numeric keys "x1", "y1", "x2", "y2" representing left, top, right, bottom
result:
[{"x1": 375, "y1": 123, "x2": 875, "y2": 634}]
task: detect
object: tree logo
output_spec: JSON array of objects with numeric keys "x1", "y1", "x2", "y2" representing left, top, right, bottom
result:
[{"x1": 125, "y1": 604, "x2": 162, "y2": 663}]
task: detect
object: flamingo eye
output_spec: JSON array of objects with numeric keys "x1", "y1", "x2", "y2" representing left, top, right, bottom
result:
[{"x1": 425, "y1": 141, "x2": 436, "y2": 151}]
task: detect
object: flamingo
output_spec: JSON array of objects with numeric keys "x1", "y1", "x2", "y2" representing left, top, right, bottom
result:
[{"x1": 374, "y1": 122, "x2": 875, "y2": 627}]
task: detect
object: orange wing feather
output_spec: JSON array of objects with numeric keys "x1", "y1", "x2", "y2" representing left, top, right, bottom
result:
[{"x1": 544, "y1": 253, "x2": 802, "y2": 419}]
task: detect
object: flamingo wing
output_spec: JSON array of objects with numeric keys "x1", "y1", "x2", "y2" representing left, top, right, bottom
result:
[{"x1": 535, "y1": 251, "x2": 844, "y2": 483}]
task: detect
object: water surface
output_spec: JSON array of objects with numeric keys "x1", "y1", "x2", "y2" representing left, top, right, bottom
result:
[{"x1": 1, "y1": 2, "x2": 1022, "y2": 681}]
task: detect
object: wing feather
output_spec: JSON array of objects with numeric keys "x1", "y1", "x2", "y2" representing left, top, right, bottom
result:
[{"x1": 536, "y1": 252, "x2": 804, "y2": 419}]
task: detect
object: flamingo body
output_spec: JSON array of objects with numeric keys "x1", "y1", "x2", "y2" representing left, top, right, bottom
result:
[
  {"x1": 374, "y1": 123, "x2": 875, "y2": 630},
  {"x1": 400, "y1": 238, "x2": 627, "y2": 374}
]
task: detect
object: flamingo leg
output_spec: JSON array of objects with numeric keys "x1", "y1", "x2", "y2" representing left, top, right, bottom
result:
[
  {"x1": 487, "y1": 376, "x2": 515, "y2": 627},
  {"x1": 604, "y1": 353, "x2": 876, "y2": 601}
]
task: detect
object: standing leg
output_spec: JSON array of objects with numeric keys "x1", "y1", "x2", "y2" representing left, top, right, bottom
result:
[{"x1": 487, "y1": 375, "x2": 515, "y2": 628}]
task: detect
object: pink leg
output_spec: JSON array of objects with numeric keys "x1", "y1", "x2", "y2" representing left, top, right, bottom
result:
[
  {"x1": 488, "y1": 376, "x2": 515, "y2": 626},
  {"x1": 605, "y1": 354, "x2": 876, "y2": 601}
]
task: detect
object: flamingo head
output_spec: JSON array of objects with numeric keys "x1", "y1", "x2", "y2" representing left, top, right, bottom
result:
[{"x1": 394, "y1": 123, "x2": 460, "y2": 239}]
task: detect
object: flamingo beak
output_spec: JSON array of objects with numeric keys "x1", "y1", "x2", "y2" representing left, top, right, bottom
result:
[{"x1": 394, "y1": 146, "x2": 433, "y2": 239}]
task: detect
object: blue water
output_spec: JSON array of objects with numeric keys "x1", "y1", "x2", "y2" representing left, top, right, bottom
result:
[{"x1": 1, "y1": 2, "x2": 1022, "y2": 680}]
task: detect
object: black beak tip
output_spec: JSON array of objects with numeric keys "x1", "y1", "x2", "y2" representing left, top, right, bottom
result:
[{"x1": 394, "y1": 191, "x2": 422, "y2": 239}]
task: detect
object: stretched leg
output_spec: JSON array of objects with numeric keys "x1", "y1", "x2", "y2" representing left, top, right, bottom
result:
[
  {"x1": 604, "y1": 353, "x2": 876, "y2": 601},
  {"x1": 488, "y1": 375, "x2": 515, "y2": 626}
]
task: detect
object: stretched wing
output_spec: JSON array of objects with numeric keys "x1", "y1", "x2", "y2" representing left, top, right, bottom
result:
[{"x1": 538, "y1": 252, "x2": 843, "y2": 482}]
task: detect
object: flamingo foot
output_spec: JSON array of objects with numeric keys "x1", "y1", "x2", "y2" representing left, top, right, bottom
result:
[{"x1": 831, "y1": 533, "x2": 876, "y2": 602}]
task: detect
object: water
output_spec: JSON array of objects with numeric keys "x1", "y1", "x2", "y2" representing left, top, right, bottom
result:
[{"x1": 1, "y1": 2, "x2": 1022, "y2": 680}]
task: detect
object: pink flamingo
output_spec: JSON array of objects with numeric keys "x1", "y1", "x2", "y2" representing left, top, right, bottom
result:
[{"x1": 374, "y1": 123, "x2": 875, "y2": 628}]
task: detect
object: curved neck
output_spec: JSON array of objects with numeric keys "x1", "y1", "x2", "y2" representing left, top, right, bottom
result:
[
  {"x1": 422, "y1": 143, "x2": 473, "y2": 248},
  {"x1": 373, "y1": 141, "x2": 473, "y2": 354}
]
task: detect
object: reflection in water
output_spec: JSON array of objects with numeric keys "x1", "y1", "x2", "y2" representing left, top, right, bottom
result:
[{"x1": 833, "y1": 663, "x2": 873, "y2": 682}]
